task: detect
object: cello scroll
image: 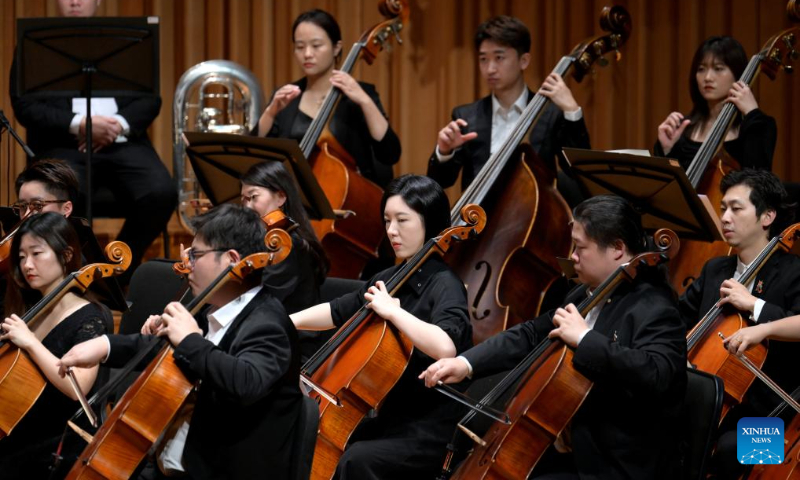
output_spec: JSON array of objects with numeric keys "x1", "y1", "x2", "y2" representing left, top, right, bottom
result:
[
  {"x1": 571, "y1": 5, "x2": 632, "y2": 80},
  {"x1": 434, "y1": 205, "x2": 487, "y2": 253}
]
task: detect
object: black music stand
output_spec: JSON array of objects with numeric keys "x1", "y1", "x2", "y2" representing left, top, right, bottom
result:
[
  {"x1": 563, "y1": 148, "x2": 724, "y2": 242},
  {"x1": 0, "y1": 208, "x2": 127, "y2": 312},
  {"x1": 14, "y1": 16, "x2": 160, "y2": 226},
  {"x1": 183, "y1": 132, "x2": 335, "y2": 221}
]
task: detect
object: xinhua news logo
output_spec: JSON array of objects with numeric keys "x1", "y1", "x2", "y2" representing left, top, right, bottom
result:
[{"x1": 737, "y1": 417, "x2": 784, "y2": 465}]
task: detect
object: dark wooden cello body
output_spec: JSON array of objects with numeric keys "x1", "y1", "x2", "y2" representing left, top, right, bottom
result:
[
  {"x1": 65, "y1": 229, "x2": 292, "y2": 480},
  {"x1": 444, "y1": 5, "x2": 632, "y2": 345},
  {"x1": 300, "y1": 205, "x2": 486, "y2": 480},
  {"x1": 448, "y1": 229, "x2": 680, "y2": 480},
  {"x1": 669, "y1": 0, "x2": 800, "y2": 294},
  {"x1": 0, "y1": 241, "x2": 131, "y2": 440},
  {"x1": 300, "y1": 0, "x2": 408, "y2": 279},
  {"x1": 687, "y1": 222, "x2": 800, "y2": 422}
]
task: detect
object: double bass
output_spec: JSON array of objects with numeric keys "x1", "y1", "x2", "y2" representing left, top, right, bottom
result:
[
  {"x1": 669, "y1": 0, "x2": 800, "y2": 294},
  {"x1": 687, "y1": 222, "x2": 800, "y2": 422},
  {"x1": 300, "y1": 205, "x2": 486, "y2": 480},
  {"x1": 445, "y1": 5, "x2": 632, "y2": 344},
  {"x1": 0, "y1": 241, "x2": 131, "y2": 440},
  {"x1": 445, "y1": 229, "x2": 679, "y2": 480},
  {"x1": 301, "y1": 0, "x2": 408, "y2": 278},
  {"x1": 65, "y1": 228, "x2": 292, "y2": 480}
]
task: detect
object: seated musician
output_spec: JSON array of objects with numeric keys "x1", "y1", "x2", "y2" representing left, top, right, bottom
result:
[
  {"x1": 58, "y1": 204, "x2": 304, "y2": 480},
  {"x1": 654, "y1": 36, "x2": 777, "y2": 171},
  {"x1": 291, "y1": 174, "x2": 473, "y2": 479},
  {"x1": 421, "y1": 195, "x2": 687, "y2": 479},
  {"x1": 427, "y1": 15, "x2": 590, "y2": 207},
  {"x1": 239, "y1": 161, "x2": 330, "y2": 362},
  {"x1": 9, "y1": 0, "x2": 178, "y2": 284},
  {"x1": 0, "y1": 213, "x2": 111, "y2": 480},
  {"x1": 678, "y1": 169, "x2": 800, "y2": 478}
]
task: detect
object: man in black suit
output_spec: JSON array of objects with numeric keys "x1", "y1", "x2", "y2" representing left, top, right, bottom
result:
[
  {"x1": 421, "y1": 195, "x2": 687, "y2": 479},
  {"x1": 58, "y1": 204, "x2": 304, "y2": 480},
  {"x1": 427, "y1": 15, "x2": 590, "y2": 206},
  {"x1": 679, "y1": 169, "x2": 800, "y2": 478},
  {"x1": 9, "y1": 0, "x2": 177, "y2": 282}
]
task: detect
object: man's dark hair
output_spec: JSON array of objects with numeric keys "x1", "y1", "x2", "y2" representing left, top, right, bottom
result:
[
  {"x1": 720, "y1": 169, "x2": 795, "y2": 237},
  {"x1": 474, "y1": 16, "x2": 531, "y2": 56},
  {"x1": 15, "y1": 158, "x2": 79, "y2": 202},
  {"x1": 189, "y1": 203, "x2": 267, "y2": 259},
  {"x1": 380, "y1": 174, "x2": 450, "y2": 242},
  {"x1": 573, "y1": 195, "x2": 647, "y2": 255}
]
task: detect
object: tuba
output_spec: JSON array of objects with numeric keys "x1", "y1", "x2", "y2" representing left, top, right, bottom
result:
[{"x1": 173, "y1": 60, "x2": 265, "y2": 230}]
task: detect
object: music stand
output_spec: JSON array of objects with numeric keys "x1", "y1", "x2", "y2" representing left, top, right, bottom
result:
[
  {"x1": 563, "y1": 148, "x2": 723, "y2": 242},
  {"x1": 15, "y1": 16, "x2": 160, "y2": 225},
  {"x1": 0, "y1": 208, "x2": 127, "y2": 312},
  {"x1": 183, "y1": 132, "x2": 335, "y2": 221}
]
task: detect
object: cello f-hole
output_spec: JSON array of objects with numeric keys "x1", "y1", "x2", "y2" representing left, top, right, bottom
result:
[{"x1": 470, "y1": 261, "x2": 492, "y2": 321}]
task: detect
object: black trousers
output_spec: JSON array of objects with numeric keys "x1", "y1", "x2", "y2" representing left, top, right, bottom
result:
[{"x1": 42, "y1": 142, "x2": 177, "y2": 281}]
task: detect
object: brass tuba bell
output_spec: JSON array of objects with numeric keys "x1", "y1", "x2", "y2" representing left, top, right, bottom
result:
[{"x1": 173, "y1": 60, "x2": 264, "y2": 231}]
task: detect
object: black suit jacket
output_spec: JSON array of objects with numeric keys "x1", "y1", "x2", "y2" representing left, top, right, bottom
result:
[
  {"x1": 426, "y1": 91, "x2": 590, "y2": 198},
  {"x1": 679, "y1": 251, "x2": 800, "y2": 414},
  {"x1": 263, "y1": 78, "x2": 401, "y2": 188},
  {"x1": 106, "y1": 289, "x2": 303, "y2": 480},
  {"x1": 463, "y1": 273, "x2": 687, "y2": 480},
  {"x1": 9, "y1": 60, "x2": 160, "y2": 155}
]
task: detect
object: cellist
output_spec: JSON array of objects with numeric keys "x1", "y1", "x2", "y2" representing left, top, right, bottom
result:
[
  {"x1": 0, "y1": 213, "x2": 112, "y2": 480},
  {"x1": 291, "y1": 174, "x2": 473, "y2": 479},
  {"x1": 421, "y1": 195, "x2": 687, "y2": 479},
  {"x1": 58, "y1": 204, "x2": 305, "y2": 479},
  {"x1": 426, "y1": 15, "x2": 590, "y2": 207},
  {"x1": 654, "y1": 36, "x2": 777, "y2": 170},
  {"x1": 678, "y1": 169, "x2": 800, "y2": 479},
  {"x1": 252, "y1": 9, "x2": 401, "y2": 189}
]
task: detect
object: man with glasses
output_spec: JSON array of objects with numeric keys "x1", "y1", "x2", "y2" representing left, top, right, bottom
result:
[{"x1": 13, "y1": 157, "x2": 77, "y2": 218}]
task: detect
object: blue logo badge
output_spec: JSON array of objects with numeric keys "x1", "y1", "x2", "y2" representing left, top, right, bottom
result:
[{"x1": 737, "y1": 417, "x2": 784, "y2": 465}]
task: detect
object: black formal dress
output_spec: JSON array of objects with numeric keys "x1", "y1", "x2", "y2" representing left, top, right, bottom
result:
[
  {"x1": 259, "y1": 78, "x2": 401, "y2": 189},
  {"x1": 679, "y1": 252, "x2": 800, "y2": 478},
  {"x1": 9, "y1": 60, "x2": 177, "y2": 279},
  {"x1": 653, "y1": 108, "x2": 777, "y2": 171},
  {"x1": 426, "y1": 91, "x2": 591, "y2": 207},
  {"x1": 461, "y1": 270, "x2": 687, "y2": 480},
  {"x1": 104, "y1": 288, "x2": 304, "y2": 480},
  {"x1": 328, "y1": 256, "x2": 472, "y2": 480},
  {"x1": 261, "y1": 230, "x2": 324, "y2": 362},
  {"x1": 0, "y1": 303, "x2": 111, "y2": 480}
]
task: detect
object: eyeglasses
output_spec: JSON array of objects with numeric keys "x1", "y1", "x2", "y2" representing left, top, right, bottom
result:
[
  {"x1": 187, "y1": 247, "x2": 230, "y2": 266},
  {"x1": 11, "y1": 199, "x2": 68, "y2": 217}
]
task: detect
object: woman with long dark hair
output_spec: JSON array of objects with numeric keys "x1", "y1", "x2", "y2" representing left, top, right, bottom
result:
[
  {"x1": 253, "y1": 9, "x2": 401, "y2": 188},
  {"x1": 292, "y1": 174, "x2": 472, "y2": 479},
  {"x1": 0, "y1": 213, "x2": 110, "y2": 479},
  {"x1": 654, "y1": 35, "x2": 777, "y2": 170}
]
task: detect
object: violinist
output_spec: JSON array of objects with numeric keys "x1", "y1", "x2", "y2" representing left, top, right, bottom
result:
[
  {"x1": 58, "y1": 204, "x2": 304, "y2": 480},
  {"x1": 291, "y1": 174, "x2": 472, "y2": 479},
  {"x1": 427, "y1": 15, "x2": 590, "y2": 206},
  {"x1": 421, "y1": 195, "x2": 687, "y2": 479},
  {"x1": 240, "y1": 160, "x2": 329, "y2": 361},
  {"x1": 654, "y1": 36, "x2": 777, "y2": 170},
  {"x1": 253, "y1": 9, "x2": 401, "y2": 188},
  {"x1": 678, "y1": 169, "x2": 800, "y2": 478},
  {"x1": 0, "y1": 213, "x2": 111, "y2": 480}
]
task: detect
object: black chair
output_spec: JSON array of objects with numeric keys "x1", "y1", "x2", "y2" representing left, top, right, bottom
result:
[
  {"x1": 682, "y1": 368, "x2": 724, "y2": 480},
  {"x1": 292, "y1": 395, "x2": 321, "y2": 480},
  {"x1": 118, "y1": 258, "x2": 188, "y2": 335}
]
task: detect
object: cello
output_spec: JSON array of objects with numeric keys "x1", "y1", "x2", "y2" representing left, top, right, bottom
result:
[
  {"x1": 687, "y1": 222, "x2": 800, "y2": 422},
  {"x1": 445, "y1": 5, "x2": 632, "y2": 344},
  {"x1": 668, "y1": 0, "x2": 800, "y2": 294},
  {"x1": 0, "y1": 210, "x2": 35, "y2": 273},
  {"x1": 443, "y1": 229, "x2": 679, "y2": 480},
  {"x1": 300, "y1": 204, "x2": 486, "y2": 480},
  {"x1": 301, "y1": 0, "x2": 408, "y2": 279},
  {"x1": 65, "y1": 228, "x2": 292, "y2": 480},
  {"x1": 0, "y1": 241, "x2": 131, "y2": 440}
]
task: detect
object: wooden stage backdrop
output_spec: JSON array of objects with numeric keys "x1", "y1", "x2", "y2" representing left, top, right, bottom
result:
[{"x1": 2, "y1": 0, "x2": 799, "y2": 210}]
